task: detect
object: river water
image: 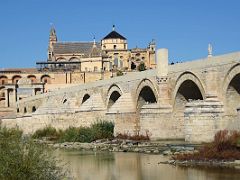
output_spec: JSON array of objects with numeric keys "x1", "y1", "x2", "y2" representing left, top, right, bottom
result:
[{"x1": 57, "y1": 150, "x2": 240, "y2": 180}]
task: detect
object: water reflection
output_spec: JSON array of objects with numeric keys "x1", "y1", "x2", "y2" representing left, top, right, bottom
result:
[{"x1": 57, "y1": 150, "x2": 240, "y2": 180}]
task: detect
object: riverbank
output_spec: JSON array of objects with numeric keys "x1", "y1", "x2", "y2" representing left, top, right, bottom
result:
[
  {"x1": 36, "y1": 138, "x2": 199, "y2": 155},
  {"x1": 162, "y1": 159, "x2": 240, "y2": 167},
  {"x1": 36, "y1": 137, "x2": 240, "y2": 167}
]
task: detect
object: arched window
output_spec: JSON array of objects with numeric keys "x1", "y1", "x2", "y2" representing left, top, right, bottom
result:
[
  {"x1": 27, "y1": 75, "x2": 37, "y2": 83},
  {"x1": 41, "y1": 75, "x2": 51, "y2": 84},
  {"x1": 12, "y1": 75, "x2": 21, "y2": 84},
  {"x1": 0, "y1": 76, "x2": 7, "y2": 85},
  {"x1": 56, "y1": 57, "x2": 66, "y2": 62}
]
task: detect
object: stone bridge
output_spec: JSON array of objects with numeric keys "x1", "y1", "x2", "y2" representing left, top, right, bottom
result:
[{"x1": 2, "y1": 49, "x2": 240, "y2": 142}]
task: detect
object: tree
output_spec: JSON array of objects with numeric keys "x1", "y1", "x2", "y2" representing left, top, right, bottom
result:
[
  {"x1": 0, "y1": 127, "x2": 68, "y2": 180},
  {"x1": 138, "y1": 62, "x2": 146, "y2": 71}
]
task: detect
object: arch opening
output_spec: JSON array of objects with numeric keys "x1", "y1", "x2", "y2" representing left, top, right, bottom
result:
[
  {"x1": 12, "y1": 75, "x2": 21, "y2": 84},
  {"x1": 131, "y1": 62, "x2": 136, "y2": 70},
  {"x1": 174, "y1": 80, "x2": 203, "y2": 115},
  {"x1": 225, "y1": 73, "x2": 240, "y2": 115},
  {"x1": 24, "y1": 107, "x2": 27, "y2": 114},
  {"x1": 0, "y1": 76, "x2": 8, "y2": 85},
  {"x1": 63, "y1": 99, "x2": 67, "y2": 104},
  {"x1": 107, "y1": 91, "x2": 121, "y2": 109},
  {"x1": 0, "y1": 86, "x2": 5, "y2": 107},
  {"x1": 82, "y1": 94, "x2": 90, "y2": 104},
  {"x1": 41, "y1": 75, "x2": 51, "y2": 84},
  {"x1": 27, "y1": 75, "x2": 37, "y2": 83},
  {"x1": 177, "y1": 80, "x2": 203, "y2": 101},
  {"x1": 137, "y1": 86, "x2": 157, "y2": 110},
  {"x1": 32, "y1": 106, "x2": 36, "y2": 113}
]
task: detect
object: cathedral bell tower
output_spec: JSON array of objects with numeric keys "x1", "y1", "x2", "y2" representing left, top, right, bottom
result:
[{"x1": 48, "y1": 25, "x2": 57, "y2": 61}]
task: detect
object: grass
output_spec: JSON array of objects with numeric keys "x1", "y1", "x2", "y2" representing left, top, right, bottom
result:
[
  {"x1": 32, "y1": 125, "x2": 60, "y2": 140},
  {"x1": 32, "y1": 120, "x2": 114, "y2": 143},
  {"x1": 0, "y1": 126, "x2": 67, "y2": 179},
  {"x1": 173, "y1": 130, "x2": 240, "y2": 161}
]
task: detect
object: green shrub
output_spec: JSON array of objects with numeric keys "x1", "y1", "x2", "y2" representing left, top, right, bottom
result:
[
  {"x1": 116, "y1": 70, "x2": 123, "y2": 76},
  {"x1": 137, "y1": 62, "x2": 146, "y2": 71},
  {"x1": 32, "y1": 120, "x2": 114, "y2": 143},
  {"x1": 59, "y1": 127, "x2": 80, "y2": 142},
  {"x1": 0, "y1": 127, "x2": 67, "y2": 179},
  {"x1": 91, "y1": 120, "x2": 114, "y2": 140},
  {"x1": 77, "y1": 127, "x2": 94, "y2": 142},
  {"x1": 32, "y1": 126, "x2": 59, "y2": 140}
]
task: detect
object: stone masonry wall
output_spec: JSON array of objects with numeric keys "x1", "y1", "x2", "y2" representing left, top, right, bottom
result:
[
  {"x1": 184, "y1": 99, "x2": 224, "y2": 142},
  {"x1": 1, "y1": 110, "x2": 106, "y2": 135},
  {"x1": 139, "y1": 104, "x2": 185, "y2": 140}
]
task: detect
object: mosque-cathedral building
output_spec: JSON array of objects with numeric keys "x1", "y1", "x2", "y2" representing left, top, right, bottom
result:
[{"x1": 0, "y1": 26, "x2": 156, "y2": 111}]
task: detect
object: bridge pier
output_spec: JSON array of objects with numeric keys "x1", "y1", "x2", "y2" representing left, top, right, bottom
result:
[
  {"x1": 139, "y1": 104, "x2": 184, "y2": 140},
  {"x1": 184, "y1": 99, "x2": 224, "y2": 142},
  {"x1": 106, "y1": 93, "x2": 138, "y2": 136}
]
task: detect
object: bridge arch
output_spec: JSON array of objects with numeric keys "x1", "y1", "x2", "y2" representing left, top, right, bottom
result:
[
  {"x1": 106, "y1": 84, "x2": 123, "y2": 110},
  {"x1": 223, "y1": 64, "x2": 240, "y2": 115},
  {"x1": 172, "y1": 72, "x2": 205, "y2": 105},
  {"x1": 82, "y1": 93, "x2": 90, "y2": 104},
  {"x1": 136, "y1": 79, "x2": 158, "y2": 110},
  {"x1": 223, "y1": 64, "x2": 240, "y2": 95},
  {"x1": 172, "y1": 72, "x2": 205, "y2": 123}
]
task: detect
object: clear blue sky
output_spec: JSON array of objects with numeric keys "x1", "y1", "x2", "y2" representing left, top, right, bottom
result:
[{"x1": 0, "y1": 0, "x2": 240, "y2": 68}]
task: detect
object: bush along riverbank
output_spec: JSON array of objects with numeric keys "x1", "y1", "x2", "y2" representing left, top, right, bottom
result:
[
  {"x1": 164, "y1": 130, "x2": 240, "y2": 167},
  {"x1": 31, "y1": 122, "x2": 240, "y2": 167},
  {"x1": 32, "y1": 120, "x2": 115, "y2": 142},
  {"x1": 32, "y1": 120, "x2": 199, "y2": 155}
]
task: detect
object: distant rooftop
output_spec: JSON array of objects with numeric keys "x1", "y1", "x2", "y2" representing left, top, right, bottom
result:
[
  {"x1": 0, "y1": 68, "x2": 37, "y2": 73},
  {"x1": 53, "y1": 42, "x2": 101, "y2": 55},
  {"x1": 102, "y1": 30, "x2": 126, "y2": 40}
]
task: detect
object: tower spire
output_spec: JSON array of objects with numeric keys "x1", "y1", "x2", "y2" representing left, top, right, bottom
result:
[
  {"x1": 112, "y1": 24, "x2": 115, "y2": 31},
  {"x1": 48, "y1": 23, "x2": 57, "y2": 61}
]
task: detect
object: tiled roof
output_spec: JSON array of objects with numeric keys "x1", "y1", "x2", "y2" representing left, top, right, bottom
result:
[
  {"x1": 102, "y1": 31, "x2": 126, "y2": 40},
  {"x1": 0, "y1": 68, "x2": 37, "y2": 73},
  {"x1": 53, "y1": 42, "x2": 101, "y2": 55}
]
